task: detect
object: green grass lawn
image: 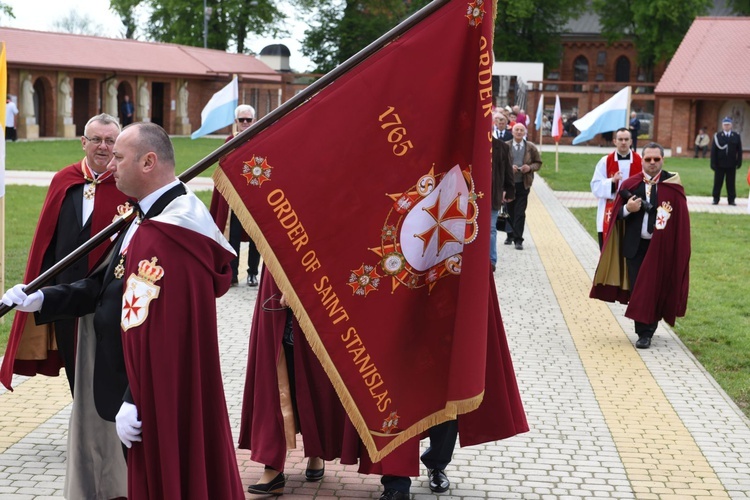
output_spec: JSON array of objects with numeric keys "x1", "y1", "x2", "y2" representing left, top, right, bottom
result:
[
  {"x1": 5, "y1": 137, "x2": 225, "y2": 177},
  {"x1": 571, "y1": 207, "x2": 750, "y2": 414},
  {"x1": 539, "y1": 152, "x2": 750, "y2": 199}
]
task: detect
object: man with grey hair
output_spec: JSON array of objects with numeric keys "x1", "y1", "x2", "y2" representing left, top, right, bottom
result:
[
  {"x1": 1, "y1": 113, "x2": 127, "y2": 396},
  {"x1": 210, "y1": 104, "x2": 262, "y2": 286},
  {"x1": 3, "y1": 122, "x2": 245, "y2": 498},
  {"x1": 504, "y1": 122, "x2": 542, "y2": 250}
]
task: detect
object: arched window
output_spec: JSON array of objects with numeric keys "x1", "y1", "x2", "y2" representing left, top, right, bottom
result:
[
  {"x1": 573, "y1": 56, "x2": 589, "y2": 91},
  {"x1": 615, "y1": 56, "x2": 631, "y2": 82}
]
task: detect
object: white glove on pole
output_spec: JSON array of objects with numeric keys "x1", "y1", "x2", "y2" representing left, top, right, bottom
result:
[
  {"x1": 1, "y1": 284, "x2": 44, "y2": 312},
  {"x1": 115, "y1": 401, "x2": 142, "y2": 448}
]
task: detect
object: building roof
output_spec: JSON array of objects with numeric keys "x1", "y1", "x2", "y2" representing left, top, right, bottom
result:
[
  {"x1": 655, "y1": 17, "x2": 750, "y2": 97},
  {"x1": 0, "y1": 27, "x2": 281, "y2": 82}
]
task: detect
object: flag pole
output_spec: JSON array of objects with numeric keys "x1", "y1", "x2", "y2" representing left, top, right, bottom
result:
[
  {"x1": 555, "y1": 141, "x2": 559, "y2": 173},
  {"x1": 0, "y1": 0, "x2": 453, "y2": 318}
]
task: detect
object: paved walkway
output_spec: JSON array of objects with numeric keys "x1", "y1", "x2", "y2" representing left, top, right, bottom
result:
[{"x1": 1, "y1": 178, "x2": 750, "y2": 499}]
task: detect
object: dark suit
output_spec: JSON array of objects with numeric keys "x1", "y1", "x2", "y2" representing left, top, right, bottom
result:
[
  {"x1": 39, "y1": 184, "x2": 92, "y2": 393},
  {"x1": 710, "y1": 130, "x2": 743, "y2": 204},
  {"x1": 619, "y1": 170, "x2": 674, "y2": 338},
  {"x1": 36, "y1": 184, "x2": 187, "y2": 421}
]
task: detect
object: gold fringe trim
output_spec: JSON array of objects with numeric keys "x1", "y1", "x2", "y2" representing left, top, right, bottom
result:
[{"x1": 213, "y1": 169, "x2": 486, "y2": 461}]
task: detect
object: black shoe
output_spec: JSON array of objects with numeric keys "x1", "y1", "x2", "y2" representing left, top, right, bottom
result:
[
  {"x1": 230, "y1": 277, "x2": 239, "y2": 287},
  {"x1": 729, "y1": 201, "x2": 736, "y2": 206},
  {"x1": 305, "y1": 463, "x2": 325, "y2": 482},
  {"x1": 712, "y1": 200, "x2": 719, "y2": 205},
  {"x1": 491, "y1": 263, "x2": 496, "y2": 273},
  {"x1": 247, "y1": 472, "x2": 285, "y2": 495},
  {"x1": 504, "y1": 236, "x2": 513, "y2": 245},
  {"x1": 379, "y1": 489, "x2": 410, "y2": 500},
  {"x1": 514, "y1": 241, "x2": 523, "y2": 250},
  {"x1": 247, "y1": 274, "x2": 258, "y2": 287},
  {"x1": 428, "y1": 469, "x2": 450, "y2": 493},
  {"x1": 635, "y1": 336, "x2": 652, "y2": 349}
]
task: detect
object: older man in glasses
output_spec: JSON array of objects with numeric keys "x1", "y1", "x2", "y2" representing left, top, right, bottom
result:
[
  {"x1": 210, "y1": 104, "x2": 262, "y2": 286},
  {"x1": 0, "y1": 112, "x2": 130, "y2": 498},
  {"x1": 591, "y1": 142, "x2": 691, "y2": 350}
]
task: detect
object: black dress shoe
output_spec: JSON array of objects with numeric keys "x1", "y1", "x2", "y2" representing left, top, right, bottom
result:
[
  {"x1": 428, "y1": 468, "x2": 450, "y2": 493},
  {"x1": 504, "y1": 236, "x2": 513, "y2": 245},
  {"x1": 712, "y1": 200, "x2": 719, "y2": 205},
  {"x1": 305, "y1": 463, "x2": 325, "y2": 482},
  {"x1": 514, "y1": 241, "x2": 523, "y2": 250},
  {"x1": 247, "y1": 472, "x2": 285, "y2": 496},
  {"x1": 635, "y1": 336, "x2": 652, "y2": 349},
  {"x1": 247, "y1": 274, "x2": 258, "y2": 287},
  {"x1": 230, "y1": 277, "x2": 239, "y2": 286},
  {"x1": 729, "y1": 201, "x2": 736, "y2": 206},
  {"x1": 379, "y1": 489, "x2": 410, "y2": 500}
]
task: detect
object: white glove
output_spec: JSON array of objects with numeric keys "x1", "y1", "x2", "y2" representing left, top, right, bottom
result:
[
  {"x1": 115, "y1": 401, "x2": 142, "y2": 448},
  {"x1": 2, "y1": 284, "x2": 44, "y2": 312}
]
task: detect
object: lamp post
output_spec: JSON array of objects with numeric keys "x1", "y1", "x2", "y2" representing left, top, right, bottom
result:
[{"x1": 203, "y1": 0, "x2": 213, "y2": 48}]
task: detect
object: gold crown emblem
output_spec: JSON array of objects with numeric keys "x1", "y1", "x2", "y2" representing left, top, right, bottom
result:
[
  {"x1": 137, "y1": 257, "x2": 164, "y2": 283},
  {"x1": 660, "y1": 201, "x2": 673, "y2": 213},
  {"x1": 117, "y1": 202, "x2": 134, "y2": 216}
]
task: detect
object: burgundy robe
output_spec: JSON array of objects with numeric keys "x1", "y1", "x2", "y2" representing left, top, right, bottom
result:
[
  {"x1": 591, "y1": 173, "x2": 691, "y2": 326},
  {"x1": 1, "y1": 161, "x2": 127, "y2": 390},
  {"x1": 121, "y1": 193, "x2": 244, "y2": 499},
  {"x1": 240, "y1": 268, "x2": 529, "y2": 477}
]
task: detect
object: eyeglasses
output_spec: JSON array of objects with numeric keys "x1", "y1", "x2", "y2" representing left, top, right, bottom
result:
[
  {"x1": 84, "y1": 135, "x2": 116, "y2": 147},
  {"x1": 643, "y1": 157, "x2": 662, "y2": 163},
  {"x1": 237, "y1": 118, "x2": 254, "y2": 123}
]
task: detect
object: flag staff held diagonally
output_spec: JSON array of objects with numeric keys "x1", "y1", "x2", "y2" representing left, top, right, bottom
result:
[{"x1": 212, "y1": 0, "x2": 528, "y2": 462}]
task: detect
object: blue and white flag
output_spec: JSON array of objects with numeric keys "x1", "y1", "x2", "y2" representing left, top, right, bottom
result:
[
  {"x1": 534, "y1": 94, "x2": 543, "y2": 131},
  {"x1": 572, "y1": 86, "x2": 630, "y2": 145},
  {"x1": 191, "y1": 76, "x2": 238, "y2": 139}
]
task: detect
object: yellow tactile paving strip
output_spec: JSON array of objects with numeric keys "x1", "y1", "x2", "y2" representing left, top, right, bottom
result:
[
  {"x1": 527, "y1": 189, "x2": 728, "y2": 500},
  {"x1": 0, "y1": 374, "x2": 70, "y2": 453}
]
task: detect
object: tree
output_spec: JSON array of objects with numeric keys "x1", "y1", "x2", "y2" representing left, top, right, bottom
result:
[
  {"x1": 727, "y1": 0, "x2": 750, "y2": 14},
  {"x1": 494, "y1": 0, "x2": 580, "y2": 70},
  {"x1": 51, "y1": 11, "x2": 105, "y2": 36},
  {"x1": 109, "y1": 0, "x2": 284, "y2": 51},
  {"x1": 110, "y1": 0, "x2": 140, "y2": 38},
  {"x1": 297, "y1": 0, "x2": 431, "y2": 74},
  {"x1": 592, "y1": 0, "x2": 712, "y2": 81},
  {"x1": 0, "y1": 2, "x2": 13, "y2": 21}
]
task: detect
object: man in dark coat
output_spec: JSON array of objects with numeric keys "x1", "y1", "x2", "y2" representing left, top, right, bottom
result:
[
  {"x1": 491, "y1": 136, "x2": 515, "y2": 271},
  {"x1": 591, "y1": 142, "x2": 691, "y2": 349},
  {"x1": 710, "y1": 116, "x2": 743, "y2": 205}
]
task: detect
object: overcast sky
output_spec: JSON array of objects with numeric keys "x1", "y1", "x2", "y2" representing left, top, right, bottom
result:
[{"x1": 3, "y1": 0, "x2": 313, "y2": 71}]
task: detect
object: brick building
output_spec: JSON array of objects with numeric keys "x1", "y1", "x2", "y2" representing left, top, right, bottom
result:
[
  {"x1": 0, "y1": 27, "x2": 290, "y2": 139},
  {"x1": 654, "y1": 17, "x2": 750, "y2": 156}
]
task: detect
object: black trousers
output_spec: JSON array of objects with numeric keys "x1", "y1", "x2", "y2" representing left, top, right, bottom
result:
[
  {"x1": 712, "y1": 168, "x2": 737, "y2": 204},
  {"x1": 381, "y1": 419, "x2": 458, "y2": 492},
  {"x1": 228, "y1": 212, "x2": 261, "y2": 279},
  {"x1": 626, "y1": 238, "x2": 658, "y2": 337},
  {"x1": 505, "y1": 182, "x2": 530, "y2": 243}
]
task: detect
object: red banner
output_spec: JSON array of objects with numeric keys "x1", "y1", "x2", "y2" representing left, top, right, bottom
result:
[{"x1": 216, "y1": 0, "x2": 514, "y2": 460}]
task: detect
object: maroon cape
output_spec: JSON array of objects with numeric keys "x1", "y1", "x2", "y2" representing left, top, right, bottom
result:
[
  {"x1": 1, "y1": 161, "x2": 127, "y2": 390},
  {"x1": 120, "y1": 195, "x2": 243, "y2": 499},
  {"x1": 238, "y1": 267, "x2": 348, "y2": 471},
  {"x1": 591, "y1": 172, "x2": 691, "y2": 326},
  {"x1": 240, "y1": 268, "x2": 528, "y2": 477}
]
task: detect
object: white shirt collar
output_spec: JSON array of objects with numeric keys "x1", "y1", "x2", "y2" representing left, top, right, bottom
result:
[{"x1": 138, "y1": 179, "x2": 180, "y2": 216}]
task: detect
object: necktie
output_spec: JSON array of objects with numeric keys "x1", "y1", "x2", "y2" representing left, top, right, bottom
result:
[{"x1": 644, "y1": 177, "x2": 658, "y2": 233}]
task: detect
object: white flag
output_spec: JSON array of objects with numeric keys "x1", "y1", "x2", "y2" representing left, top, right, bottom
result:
[
  {"x1": 572, "y1": 86, "x2": 630, "y2": 145},
  {"x1": 191, "y1": 76, "x2": 238, "y2": 139}
]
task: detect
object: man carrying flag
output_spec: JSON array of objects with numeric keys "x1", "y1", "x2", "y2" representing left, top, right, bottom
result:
[
  {"x1": 213, "y1": 0, "x2": 528, "y2": 497},
  {"x1": 590, "y1": 127, "x2": 642, "y2": 248}
]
